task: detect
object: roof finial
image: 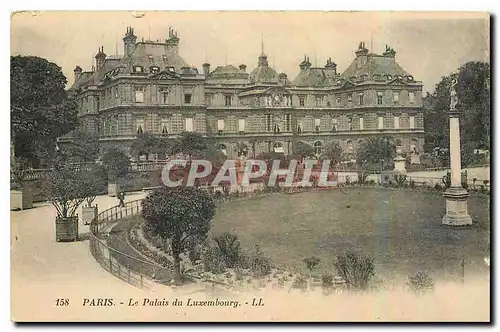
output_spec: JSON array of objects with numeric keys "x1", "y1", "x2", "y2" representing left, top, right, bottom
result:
[{"x1": 261, "y1": 33, "x2": 265, "y2": 55}]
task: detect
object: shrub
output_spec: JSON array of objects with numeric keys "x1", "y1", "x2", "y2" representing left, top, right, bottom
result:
[
  {"x1": 357, "y1": 171, "x2": 369, "y2": 185},
  {"x1": 201, "y1": 246, "x2": 226, "y2": 274},
  {"x1": 442, "y1": 172, "x2": 451, "y2": 189},
  {"x1": 291, "y1": 274, "x2": 308, "y2": 291},
  {"x1": 434, "y1": 183, "x2": 442, "y2": 191},
  {"x1": 483, "y1": 180, "x2": 490, "y2": 186},
  {"x1": 369, "y1": 179, "x2": 376, "y2": 186},
  {"x1": 321, "y1": 273, "x2": 334, "y2": 291},
  {"x1": 333, "y1": 251, "x2": 375, "y2": 290},
  {"x1": 409, "y1": 180, "x2": 416, "y2": 189},
  {"x1": 303, "y1": 256, "x2": 321, "y2": 273},
  {"x1": 393, "y1": 174, "x2": 407, "y2": 188},
  {"x1": 243, "y1": 245, "x2": 272, "y2": 278},
  {"x1": 214, "y1": 190, "x2": 223, "y2": 201},
  {"x1": 213, "y1": 232, "x2": 241, "y2": 268},
  {"x1": 185, "y1": 235, "x2": 205, "y2": 264},
  {"x1": 407, "y1": 270, "x2": 434, "y2": 295}
]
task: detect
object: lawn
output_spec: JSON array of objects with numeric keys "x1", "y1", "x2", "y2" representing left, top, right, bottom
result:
[{"x1": 210, "y1": 188, "x2": 490, "y2": 281}]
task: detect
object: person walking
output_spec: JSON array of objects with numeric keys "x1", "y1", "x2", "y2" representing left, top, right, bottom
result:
[{"x1": 118, "y1": 191, "x2": 126, "y2": 208}]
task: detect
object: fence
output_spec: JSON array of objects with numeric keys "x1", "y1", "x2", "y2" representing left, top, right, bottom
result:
[{"x1": 89, "y1": 199, "x2": 175, "y2": 290}]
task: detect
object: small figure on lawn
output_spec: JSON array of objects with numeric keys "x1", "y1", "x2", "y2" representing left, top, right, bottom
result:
[{"x1": 118, "y1": 191, "x2": 126, "y2": 208}]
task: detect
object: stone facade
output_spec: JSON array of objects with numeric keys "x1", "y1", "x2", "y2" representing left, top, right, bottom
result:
[{"x1": 68, "y1": 28, "x2": 425, "y2": 160}]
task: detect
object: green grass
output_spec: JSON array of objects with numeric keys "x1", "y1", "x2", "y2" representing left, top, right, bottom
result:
[{"x1": 210, "y1": 188, "x2": 490, "y2": 280}]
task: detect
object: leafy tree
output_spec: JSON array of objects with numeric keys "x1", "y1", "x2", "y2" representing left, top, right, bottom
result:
[
  {"x1": 171, "y1": 132, "x2": 209, "y2": 161},
  {"x1": 213, "y1": 232, "x2": 241, "y2": 268},
  {"x1": 356, "y1": 137, "x2": 396, "y2": 170},
  {"x1": 80, "y1": 164, "x2": 108, "y2": 207},
  {"x1": 233, "y1": 142, "x2": 249, "y2": 158},
  {"x1": 61, "y1": 129, "x2": 100, "y2": 162},
  {"x1": 424, "y1": 61, "x2": 490, "y2": 163},
  {"x1": 11, "y1": 55, "x2": 78, "y2": 167},
  {"x1": 322, "y1": 141, "x2": 343, "y2": 164},
  {"x1": 291, "y1": 141, "x2": 315, "y2": 160},
  {"x1": 141, "y1": 186, "x2": 216, "y2": 284},
  {"x1": 100, "y1": 146, "x2": 130, "y2": 181},
  {"x1": 130, "y1": 132, "x2": 172, "y2": 160}
]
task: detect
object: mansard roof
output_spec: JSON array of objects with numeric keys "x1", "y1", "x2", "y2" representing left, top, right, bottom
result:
[
  {"x1": 340, "y1": 53, "x2": 411, "y2": 81},
  {"x1": 292, "y1": 67, "x2": 338, "y2": 87}
]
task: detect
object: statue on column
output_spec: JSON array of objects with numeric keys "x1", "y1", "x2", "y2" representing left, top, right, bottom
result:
[{"x1": 450, "y1": 75, "x2": 459, "y2": 112}]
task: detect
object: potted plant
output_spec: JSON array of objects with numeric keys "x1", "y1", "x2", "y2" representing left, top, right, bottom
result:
[
  {"x1": 101, "y1": 147, "x2": 131, "y2": 197},
  {"x1": 10, "y1": 157, "x2": 34, "y2": 210},
  {"x1": 44, "y1": 163, "x2": 87, "y2": 242},
  {"x1": 80, "y1": 164, "x2": 107, "y2": 225}
]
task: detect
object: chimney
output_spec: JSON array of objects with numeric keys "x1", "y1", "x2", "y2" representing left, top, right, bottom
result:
[
  {"x1": 325, "y1": 58, "x2": 337, "y2": 75},
  {"x1": 239, "y1": 64, "x2": 247, "y2": 72},
  {"x1": 383, "y1": 45, "x2": 396, "y2": 58},
  {"x1": 166, "y1": 27, "x2": 180, "y2": 54},
  {"x1": 123, "y1": 26, "x2": 137, "y2": 57},
  {"x1": 95, "y1": 46, "x2": 106, "y2": 70},
  {"x1": 202, "y1": 63, "x2": 211, "y2": 78},
  {"x1": 355, "y1": 41, "x2": 369, "y2": 57},
  {"x1": 278, "y1": 73, "x2": 288, "y2": 85},
  {"x1": 73, "y1": 65, "x2": 83, "y2": 83},
  {"x1": 299, "y1": 55, "x2": 312, "y2": 71}
]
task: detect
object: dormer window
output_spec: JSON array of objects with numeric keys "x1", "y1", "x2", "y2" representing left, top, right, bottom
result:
[
  {"x1": 386, "y1": 75, "x2": 392, "y2": 81},
  {"x1": 407, "y1": 75, "x2": 414, "y2": 81},
  {"x1": 396, "y1": 75, "x2": 403, "y2": 80},
  {"x1": 167, "y1": 66, "x2": 175, "y2": 72},
  {"x1": 150, "y1": 66, "x2": 160, "y2": 74},
  {"x1": 148, "y1": 55, "x2": 153, "y2": 63},
  {"x1": 347, "y1": 93, "x2": 353, "y2": 103},
  {"x1": 133, "y1": 66, "x2": 144, "y2": 73}
]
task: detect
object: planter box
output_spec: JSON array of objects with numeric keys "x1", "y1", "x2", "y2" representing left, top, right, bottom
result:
[
  {"x1": 10, "y1": 184, "x2": 34, "y2": 210},
  {"x1": 82, "y1": 206, "x2": 98, "y2": 225},
  {"x1": 108, "y1": 183, "x2": 120, "y2": 197},
  {"x1": 55, "y1": 216, "x2": 79, "y2": 242}
]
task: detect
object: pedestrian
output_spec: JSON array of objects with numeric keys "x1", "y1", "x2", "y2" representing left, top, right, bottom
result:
[{"x1": 118, "y1": 191, "x2": 125, "y2": 207}]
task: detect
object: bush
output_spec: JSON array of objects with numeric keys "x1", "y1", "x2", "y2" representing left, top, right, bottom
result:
[
  {"x1": 201, "y1": 246, "x2": 226, "y2": 274},
  {"x1": 303, "y1": 256, "x2": 320, "y2": 272},
  {"x1": 434, "y1": 183, "x2": 442, "y2": 191},
  {"x1": 407, "y1": 270, "x2": 434, "y2": 295},
  {"x1": 321, "y1": 273, "x2": 334, "y2": 291},
  {"x1": 369, "y1": 179, "x2": 376, "y2": 186},
  {"x1": 333, "y1": 251, "x2": 375, "y2": 290},
  {"x1": 291, "y1": 274, "x2": 308, "y2": 291},
  {"x1": 393, "y1": 174, "x2": 407, "y2": 188},
  {"x1": 213, "y1": 232, "x2": 241, "y2": 268},
  {"x1": 242, "y1": 245, "x2": 272, "y2": 278},
  {"x1": 409, "y1": 180, "x2": 416, "y2": 189}
]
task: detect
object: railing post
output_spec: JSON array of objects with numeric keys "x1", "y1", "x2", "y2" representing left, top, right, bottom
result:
[
  {"x1": 128, "y1": 259, "x2": 131, "y2": 283},
  {"x1": 118, "y1": 261, "x2": 121, "y2": 278},
  {"x1": 109, "y1": 255, "x2": 112, "y2": 273}
]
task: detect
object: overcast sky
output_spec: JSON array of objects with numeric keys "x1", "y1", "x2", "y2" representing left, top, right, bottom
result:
[{"x1": 11, "y1": 11, "x2": 489, "y2": 93}]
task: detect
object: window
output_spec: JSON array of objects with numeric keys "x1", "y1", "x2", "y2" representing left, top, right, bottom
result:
[
  {"x1": 359, "y1": 93, "x2": 364, "y2": 106},
  {"x1": 266, "y1": 114, "x2": 272, "y2": 132},
  {"x1": 409, "y1": 115, "x2": 415, "y2": 129},
  {"x1": 314, "y1": 141, "x2": 322, "y2": 155},
  {"x1": 378, "y1": 116, "x2": 384, "y2": 129},
  {"x1": 332, "y1": 119, "x2": 337, "y2": 133},
  {"x1": 273, "y1": 142, "x2": 284, "y2": 154},
  {"x1": 238, "y1": 119, "x2": 246, "y2": 133},
  {"x1": 185, "y1": 118, "x2": 194, "y2": 132},
  {"x1": 315, "y1": 96, "x2": 323, "y2": 107},
  {"x1": 315, "y1": 118, "x2": 321, "y2": 133},
  {"x1": 162, "y1": 91, "x2": 169, "y2": 104},
  {"x1": 184, "y1": 94, "x2": 192, "y2": 104},
  {"x1": 297, "y1": 122, "x2": 303, "y2": 134},
  {"x1": 299, "y1": 95, "x2": 305, "y2": 107},
  {"x1": 136, "y1": 119, "x2": 144, "y2": 134},
  {"x1": 409, "y1": 92, "x2": 415, "y2": 104},
  {"x1": 359, "y1": 117, "x2": 364, "y2": 130},
  {"x1": 393, "y1": 92, "x2": 399, "y2": 105},
  {"x1": 225, "y1": 95, "x2": 232, "y2": 106},
  {"x1": 394, "y1": 116, "x2": 400, "y2": 129},
  {"x1": 135, "y1": 90, "x2": 144, "y2": 103},
  {"x1": 150, "y1": 66, "x2": 160, "y2": 74},
  {"x1": 336, "y1": 95, "x2": 341, "y2": 105},
  {"x1": 410, "y1": 139, "x2": 418, "y2": 153},
  {"x1": 285, "y1": 114, "x2": 291, "y2": 132},
  {"x1": 133, "y1": 66, "x2": 143, "y2": 73},
  {"x1": 114, "y1": 88, "x2": 119, "y2": 100},
  {"x1": 347, "y1": 117, "x2": 352, "y2": 131},
  {"x1": 161, "y1": 120, "x2": 169, "y2": 136},
  {"x1": 377, "y1": 92, "x2": 383, "y2": 105},
  {"x1": 217, "y1": 119, "x2": 225, "y2": 134},
  {"x1": 347, "y1": 93, "x2": 353, "y2": 103}
]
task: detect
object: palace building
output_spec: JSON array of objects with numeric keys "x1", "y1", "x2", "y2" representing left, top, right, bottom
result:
[{"x1": 68, "y1": 27, "x2": 425, "y2": 161}]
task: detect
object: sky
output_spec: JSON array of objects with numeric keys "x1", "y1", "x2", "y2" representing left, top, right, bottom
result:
[{"x1": 10, "y1": 11, "x2": 489, "y2": 93}]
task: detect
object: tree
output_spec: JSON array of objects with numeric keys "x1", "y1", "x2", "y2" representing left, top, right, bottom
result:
[
  {"x1": 171, "y1": 132, "x2": 209, "y2": 161},
  {"x1": 80, "y1": 164, "x2": 108, "y2": 207},
  {"x1": 11, "y1": 55, "x2": 78, "y2": 167},
  {"x1": 62, "y1": 129, "x2": 100, "y2": 162},
  {"x1": 141, "y1": 186, "x2": 216, "y2": 284},
  {"x1": 322, "y1": 141, "x2": 343, "y2": 164},
  {"x1": 424, "y1": 61, "x2": 490, "y2": 159},
  {"x1": 356, "y1": 137, "x2": 396, "y2": 170},
  {"x1": 100, "y1": 146, "x2": 131, "y2": 181},
  {"x1": 291, "y1": 141, "x2": 314, "y2": 160},
  {"x1": 130, "y1": 132, "x2": 171, "y2": 160},
  {"x1": 233, "y1": 141, "x2": 249, "y2": 158}
]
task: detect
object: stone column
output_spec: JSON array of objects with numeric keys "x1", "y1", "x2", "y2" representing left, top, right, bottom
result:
[{"x1": 442, "y1": 76, "x2": 472, "y2": 226}]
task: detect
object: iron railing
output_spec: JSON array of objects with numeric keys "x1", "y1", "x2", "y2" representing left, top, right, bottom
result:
[{"x1": 89, "y1": 199, "x2": 175, "y2": 290}]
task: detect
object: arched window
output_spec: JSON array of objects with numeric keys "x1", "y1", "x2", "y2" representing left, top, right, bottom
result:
[
  {"x1": 273, "y1": 142, "x2": 284, "y2": 154},
  {"x1": 133, "y1": 65, "x2": 144, "y2": 73},
  {"x1": 137, "y1": 125, "x2": 143, "y2": 134},
  {"x1": 314, "y1": 141, "x2": 322, "y2": 155}
]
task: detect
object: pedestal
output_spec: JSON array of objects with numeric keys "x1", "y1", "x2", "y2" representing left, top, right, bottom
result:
[
  {"x1": 442, "y1": 187, "x2": 472, "y2": 226},
  {"x1": 393, "y1": 156, "x2": 407, "y2": 173}
]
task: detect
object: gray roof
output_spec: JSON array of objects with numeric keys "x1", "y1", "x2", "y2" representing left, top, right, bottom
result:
[
  {"x1": 340, "y1": 54, "x2": 410, "y2": 80},
  {"x1": 292, "y1": 67, "x2": 337, "y2": 87}
]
